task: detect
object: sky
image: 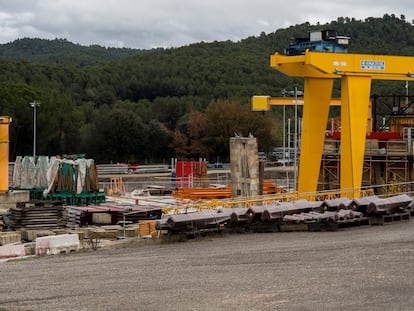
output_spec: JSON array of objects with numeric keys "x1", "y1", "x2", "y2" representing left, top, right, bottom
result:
[{"x1": 0, "y1": 0, "x2": 413, "y2": 49}]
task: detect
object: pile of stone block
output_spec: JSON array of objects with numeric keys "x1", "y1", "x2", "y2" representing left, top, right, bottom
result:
[{"x1": 0, "y1": 231, "x2": 22, "y2": 245}]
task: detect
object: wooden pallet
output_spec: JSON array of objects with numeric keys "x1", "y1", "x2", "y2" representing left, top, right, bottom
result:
[
  {"x1": 336, "y1": 217, "x2": 371, "y2": 228},
  {"x1": 279, "y1": 223, "x2": 309, "y2": 232},
  {"x1": 248, "y1": 222, "x2": 279, "y2": 233},
  {"x1": 370, "y1": 212, "x2": 411, "y2": 225}
]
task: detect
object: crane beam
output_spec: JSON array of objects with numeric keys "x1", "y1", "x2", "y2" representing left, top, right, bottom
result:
[{"x1": 251, "y1": 96, "x2": 341, "y2": 111}]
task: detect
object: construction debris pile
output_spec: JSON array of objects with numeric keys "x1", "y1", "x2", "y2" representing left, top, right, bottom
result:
[{"x1": 156, "y1": 194, "x2": 413, "y2": 235}]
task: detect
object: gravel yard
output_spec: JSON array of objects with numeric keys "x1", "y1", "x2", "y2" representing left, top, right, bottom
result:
[{"x1": 1, "y1": 221, "x2": 414, "y2": 311}]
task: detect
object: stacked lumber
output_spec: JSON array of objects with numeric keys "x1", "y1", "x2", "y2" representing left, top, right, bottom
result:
[{"x1": 8, "y1": 201, "x2": 66, "y2": 230}]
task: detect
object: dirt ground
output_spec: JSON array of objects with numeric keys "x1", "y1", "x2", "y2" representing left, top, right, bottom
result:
[{"x1": 1, "y1": 220, "x2": 414, "y2": 311}]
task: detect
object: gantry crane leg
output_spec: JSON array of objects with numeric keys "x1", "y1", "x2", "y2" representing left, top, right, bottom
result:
[
  {"x1": 340, "y1": 75, "x2": 372, "y2": 197},
  {"x1": 298, "y1": 78, "x2": 333, "y2": 193}
]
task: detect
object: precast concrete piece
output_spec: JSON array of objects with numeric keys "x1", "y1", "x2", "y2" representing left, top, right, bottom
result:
[
  {"x1": 0, "y1": 244, "x2": 25, "y2": 258},
  {"x1": 163, "y1": 211, "x2": 231, "y2": 232},
  {"x1": 350, "y1": 195, "x2": 381, "y2": 214},
  {"x1": 323, "y1": 197, "x2": 352, "y2": 211},
  {"x1": 229, "y1": 208, "x2": 250, "y2": 224},
  {"x1": 367, "y1": 194, "x2": 413, "y2": 215}
]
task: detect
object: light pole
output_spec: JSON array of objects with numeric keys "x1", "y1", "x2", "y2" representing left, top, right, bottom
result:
[
  {"x1": 405, "y1": 81, "x2": 409, "y2": 106},
  {"x1": 29, "y1": 101, "x2": 40, "y2": 159}
]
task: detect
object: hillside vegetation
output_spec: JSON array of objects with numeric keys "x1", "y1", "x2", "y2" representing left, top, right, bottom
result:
[
  {"x1": 0, "y1": 38, "x2": 141, "y2": 65},
  {"x1": 0, "y1": 14, "x2": 413, "y2": 163}
]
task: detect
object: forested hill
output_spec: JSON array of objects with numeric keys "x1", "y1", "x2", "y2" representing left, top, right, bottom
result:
[
  {"x1": 1, "y1": 14, "x2": 414, "y2": 65},
  {"x1": 0, "y1": 38, "x2": 141, "y2": 65},
  {"x1": 1, "y1": 14, "x2": 414, "y2": 164}
]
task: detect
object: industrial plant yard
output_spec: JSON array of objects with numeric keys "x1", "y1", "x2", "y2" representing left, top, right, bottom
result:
[
  {"x1": 3, "y1": 27, "x2": 414, "y2": 311},
  {"x1": 1, "y1": 220, "x2": 413, "y2": 311}
]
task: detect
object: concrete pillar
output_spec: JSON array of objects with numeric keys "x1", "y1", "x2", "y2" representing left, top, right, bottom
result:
[{"x1": 230, "y1": 136, "x2": 259, "y2": 197}]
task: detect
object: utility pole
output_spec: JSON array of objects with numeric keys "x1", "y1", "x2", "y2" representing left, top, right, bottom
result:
[{"x1": 29, "y1": 101, "x2": 41, "y2": 159}]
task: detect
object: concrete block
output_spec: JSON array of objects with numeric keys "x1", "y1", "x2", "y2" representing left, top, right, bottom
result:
[
  {"x1": 35, "y1": 236, "x2": 50, "y2": 255},
  {"x1": 48, "y1": 234, "x2": 80, "y2": 255},
  {"x1": 0, "y1": 231, "x2": 21, "y2": 245},
  {"x1": 90, "y1": 228, "x2": 118, "y2": 239},
  {"x1": 65, "y1": 229, "x2": 85, "y2": 240},
  {"x1": 35, "y1": 234, "x2": 80, "y2": 256},
  {"x1": 92, "y1": 213, "x2": 112, "y2": 224},
  {"x1": 117, "y1": 227, "x2": 139, "y2": 238},
  {"x1": 20, "y1": 229, "x2": 55, "y2": 242},
  {"x1": 0, "y1": 244, "x2": 26, "y2": 258}
]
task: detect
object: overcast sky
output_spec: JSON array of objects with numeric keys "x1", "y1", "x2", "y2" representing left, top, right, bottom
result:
[{"x1": 0, "y1": 0, "x2": 413, "y2": 49}]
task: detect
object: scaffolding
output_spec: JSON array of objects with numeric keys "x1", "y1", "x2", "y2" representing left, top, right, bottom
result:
[{"x1": 319, "y1": 139, "x2": 411, "y2": 194}]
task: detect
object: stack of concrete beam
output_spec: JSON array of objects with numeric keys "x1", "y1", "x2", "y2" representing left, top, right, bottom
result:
[
  {"x1": 156, "y1": 210, "x2": 232, "y2": 233},
  {"x1": 66, "y1": 204, "x2": 163, "y2": 227},
  {"x1": 322, "y1": 197, "x2": 352, "y2": 211},
  {"x1": 366, "y1": 194, "x2": 412, "y2": 215},
  {"x1": 282, "y1": 210, "x2": 364, "y2": 223},
  {"x1": 229, "y1": 208, "x2": 250, "y2": 224},
  {"x1": 157, "y1": 194, "x2": 413, "y2": 236},
  {"x1": 261, "y1": 201, "x2": 322, "y2": 222},
  {"x1": 350, "y1": 195, "x2": 381, "y2": 214},
  {"x1": 8, "y1": 201, "x2": 66, "y2": 230}
]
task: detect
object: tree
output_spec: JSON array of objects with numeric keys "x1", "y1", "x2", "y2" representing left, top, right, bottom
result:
[
  {"x1": 82, "y1": 103, "x2": 146, "y2": 162},
  {"x1": 0, "y1": 83, "x2": 42, "y2": 159},
  {"x1": 170, "y1": 110, "x2": 209, "y2": 159},
  {"x1": 203, "y1": 100, "x2": 276, "y2": 160}
]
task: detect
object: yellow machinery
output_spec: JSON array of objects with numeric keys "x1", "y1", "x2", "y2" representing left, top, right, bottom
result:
[
  {"x1": 252, "y1": 97, "x2": 372, "y2": 135},
  {"x1": 254, "y1": 51, "x2": 414, "y2": 197},
  {"x1": 0, "y1": 116, "x2": 11, "y2": 192}
]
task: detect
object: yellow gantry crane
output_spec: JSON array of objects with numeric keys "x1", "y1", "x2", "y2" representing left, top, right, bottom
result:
[{"x1": 253, "y1": 34, "x2": 414, "y2": 197}]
